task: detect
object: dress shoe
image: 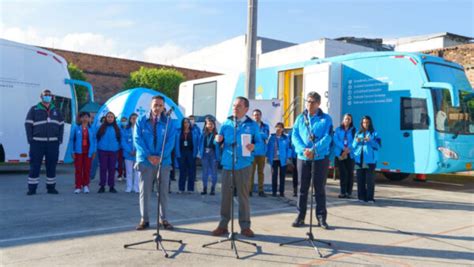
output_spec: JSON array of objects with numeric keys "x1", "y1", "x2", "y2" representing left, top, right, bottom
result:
[
  {"x1": 292, "y1": 218, "x2": 305, "y2": 227},
  {"x1": 135, "y1": 220, "x2": 150, "y2": 230},
  {"x1": 241, "y1": 228, "x2": 255, "y2": 237},
  {"x1": 211, "y1": 227, "x2": 229, "y2": 236}
]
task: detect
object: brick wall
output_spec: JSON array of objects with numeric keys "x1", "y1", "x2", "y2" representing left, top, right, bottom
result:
[
  {"x1": 422, "y1": 43, "x2": 474, "y2": 87},
  {"x1": 45, "y1": 48, "x2": 219, "y2": 104}
]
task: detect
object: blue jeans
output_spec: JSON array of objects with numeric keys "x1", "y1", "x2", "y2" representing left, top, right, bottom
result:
[
  {"x1": 178, "y1": 150, "x2": 196, "y2": 192},
  {"x1": 202, "y1": 151, "x2": 218, "y2": 188}
]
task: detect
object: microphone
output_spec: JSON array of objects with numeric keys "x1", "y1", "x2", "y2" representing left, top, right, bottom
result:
[{"x1": 165, "y1": 106, "x2": 174, "y2": 116}]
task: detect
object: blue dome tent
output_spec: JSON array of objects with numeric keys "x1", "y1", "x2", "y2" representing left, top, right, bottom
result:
[{"x1": 94, "y1": 88, "x2": 184, "y2": 128}]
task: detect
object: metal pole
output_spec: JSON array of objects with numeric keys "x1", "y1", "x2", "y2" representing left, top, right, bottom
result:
[{"x1": 245, "y1": 0, "x2": 258, "y2": 99}]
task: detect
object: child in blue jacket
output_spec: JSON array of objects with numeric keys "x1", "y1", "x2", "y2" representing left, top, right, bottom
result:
[
  {"x1": 69, "y1": 112, "x2": 96, "y2": 194},
  {"x1": 96, "y1": 111, "x2": 121, "y2": 193},
  {"x1": 121, "y1": 113, "x2": 139, "y2": 193},
  {"x1": 266, "y1": 122, "x2": 291, "y2": 197}
]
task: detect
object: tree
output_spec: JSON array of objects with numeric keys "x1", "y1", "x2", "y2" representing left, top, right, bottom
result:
[
  {"x1": 123, "y1": 67, "x2": 185, "y2": 102},
  {"x1": 68, "y1": 63, "x2": 88, "y2": 107}
]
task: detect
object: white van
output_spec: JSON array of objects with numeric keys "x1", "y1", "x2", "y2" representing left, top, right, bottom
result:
[{"x1": 0, "y1": 38, "x2": 94, "y2": 164}]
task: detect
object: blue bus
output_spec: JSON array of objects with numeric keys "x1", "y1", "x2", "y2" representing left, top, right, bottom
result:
[{"x1": 179, "y1": 51, "x2": 474, "y2": 180}]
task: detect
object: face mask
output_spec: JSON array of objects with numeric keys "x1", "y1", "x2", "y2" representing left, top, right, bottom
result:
[
  {"x1": 42, "y1": 95, "x2": 52, "y2": 103},
  {"x1": 121, "y1": 122, "x2": 128, "y2": 127}
]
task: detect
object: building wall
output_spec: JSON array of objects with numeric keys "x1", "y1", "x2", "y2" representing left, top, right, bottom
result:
[
  {"x1": 45, "y1": 48, "x2": 218, "y2": 104},
  {"x1": 169, "y1": 35, "x2": 296, "y2": 73},
  {"x1": 422, "y1": 43, "x2": 474, "y2": 87},
  {"x1": 258, "y1": 38, "x2": 374, "y2": 69}
]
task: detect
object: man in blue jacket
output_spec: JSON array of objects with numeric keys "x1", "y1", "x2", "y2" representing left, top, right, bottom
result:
[
  {"x1": 24, "y1": 89, "x2": 64, "y2": 195},
  {"x1": 250, "y1": 109, "x2": 270, "y2": 197},
  {"x1": 211, "y1": 96, "x2": 264, "y2": 238},
  {"x1": 134, "y1": 95, "x2": 177, "y2": 230},
  {"x1": 291, "y1": 91, "x2": 333, "y2": 229}
]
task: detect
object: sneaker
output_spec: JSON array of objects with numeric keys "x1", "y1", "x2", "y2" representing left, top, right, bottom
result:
[
  {"x1": 83, "y1": 186, "x2": 90, "y2": 193},
  {"x1": 98, "y1": 186, "x2": 105, "y2": 193},
  {"x1": 241, "y1": 228, "x2": 255, "y2": 237},
  {"x1": 109, "y1": 187, "x2": 117, "y2": 193},
  {"x1": 74, "y1": 188, "x2": 81, "y2": 194}
]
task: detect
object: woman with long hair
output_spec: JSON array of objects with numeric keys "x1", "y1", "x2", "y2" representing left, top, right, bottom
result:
[
  {"x1": 96, "y1": 111, "x2": 121, "y2": 193},
  {"x1": 333, "y1": 113, "x2": 356, "y2": 198},
  {"x1": 69, "y1": 112, "x2": 96, "y2": 194},
  {"x1": 121, "y1": 113, "x2": 139, "y2": 193},
  {"x1": 175, "y1": 118, "x2": 200, "y2": 193},
  {"x1": 199, "y1": 117, "x2": 220, "y2": 195},
  {"x1": 352, "y1": 116, "x2": 381, "y2": 203}
]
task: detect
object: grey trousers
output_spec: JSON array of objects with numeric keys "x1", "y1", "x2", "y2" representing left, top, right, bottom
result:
[
  {"x1": 219, "y1": 166, "x2": 252, "y2": 230},
  {"x1": 137, "y1": 163, "x2": 171, "y2": 222}
]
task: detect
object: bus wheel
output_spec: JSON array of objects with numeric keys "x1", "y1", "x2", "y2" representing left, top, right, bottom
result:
[{"x1": 383, "y1": 172, "x2": 410, "y2": 181}]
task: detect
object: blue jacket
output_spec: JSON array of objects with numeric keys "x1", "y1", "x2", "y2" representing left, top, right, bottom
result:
[
  {"x1": 198, "y1": 132, "x2": 221, "y2": 161},
  {"x1": 287, "y1": 129, "x2": 297, "y2": 159},
  {"x1": 266, "y1": 133, "x2": 291, "y2": 166},
  {"x1": 97, "y1": 125, "x2": 120, "y2": 152},
  {"x1": 333, "y1": 126, "x2": 356, "y2": 159},
  {"x1": 352, "y1": 130, "x2": 381, "y2": 165},
  {"x1": 175, "y1": 128, "x2": 200, "y2": 158},
  {"x1": 218, "y1": 115, "x2": 264, "y2": 170},
  {"x1": 25, "y1": 102, "x2": 64, "y2": 143},
  {"x1": 69, "y1": 124, "x2": 96, "y2": 158},
  {"x1": 121, "y1": 126, "x2": 136, "y2": 161},
  {"x1": 254, "y1": 122, "x2": 270, "y2": 156},
  {"x1": 292, "y1": 109, "x2": 333, "y2": 161},
  {"x1": 134, "y1": 113, "x2": 177, "y2": 167}
]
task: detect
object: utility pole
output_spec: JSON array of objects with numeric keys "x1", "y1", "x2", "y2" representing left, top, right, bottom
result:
[{"x1": 245, "y1": 0, "x2": 258, "y2": 99}]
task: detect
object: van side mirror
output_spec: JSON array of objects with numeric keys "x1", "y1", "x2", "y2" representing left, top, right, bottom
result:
[{"x1": 422, "y1": 82, "x2": 459, "y2": 108}]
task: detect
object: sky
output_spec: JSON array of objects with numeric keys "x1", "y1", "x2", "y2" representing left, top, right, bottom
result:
[{"x1": 0, "y1": 0, "x2": 472, "y2": 64}]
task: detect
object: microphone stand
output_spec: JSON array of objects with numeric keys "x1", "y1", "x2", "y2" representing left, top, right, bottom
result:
[
  {"x1": 202, "y1": 115, "x2": 258, "y2": 259},
  {"x1": 280, "y1": 109, "x2": 331, "y2": 257},
  {"x1": 124, "y1": 108, "x2": 183, "y2": 258}
]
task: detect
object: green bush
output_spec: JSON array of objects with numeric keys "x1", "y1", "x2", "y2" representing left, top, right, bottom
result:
[
  {"x1": 67, "y1": 63, "x2": 88, "y2": 107},
  {"x1": 123, "y1": 67, "x2": 185, "y2": 102}
]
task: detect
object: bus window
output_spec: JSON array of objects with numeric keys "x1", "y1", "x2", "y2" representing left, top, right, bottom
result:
[
  {"x1": 400, "y1": 97, "x2": 429, "y2": 130},
  {"x1": 193, "y1": 81, "x2": 217, "y2": 117},
  {"x1": 425, "y1": 63, "x2": 474, "y2": 135},
  {"x1": 432, "y1": 90, "x2": 474, "y2": 134},
  {"x1": 53, "y1": 96, "x2": 72, "y2": 124}
]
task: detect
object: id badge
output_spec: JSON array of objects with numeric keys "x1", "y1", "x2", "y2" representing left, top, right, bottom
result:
[
  {"x1": 47, "y1": 117, "x2": 51, "y2": 122},
  {"x1": 205, "y1": 148, "x2": 211, "y2": 153},
  {"x1": 184, "y1": 140, "x2": 188, "y2": 147}
]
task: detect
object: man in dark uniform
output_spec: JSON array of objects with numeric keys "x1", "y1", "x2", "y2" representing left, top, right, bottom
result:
[{"x1": 25, "y1": 89, "x2": 64, "y2": 195}]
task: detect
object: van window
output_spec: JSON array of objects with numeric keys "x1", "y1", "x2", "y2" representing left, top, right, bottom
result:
[
  {"x1": 400, "y1": 97, "x2": 429, "y2": 130},
  {"x1": 193, "y1": 81, "x2": 217, "y2": 117},
  {"x1": 54, "y1": 96, "x2": 72, "y2": 124}
]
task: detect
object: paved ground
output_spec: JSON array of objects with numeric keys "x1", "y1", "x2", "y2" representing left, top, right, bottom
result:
[{"x1": 0, "y1": 165, "x2": 473, "y2": 266}]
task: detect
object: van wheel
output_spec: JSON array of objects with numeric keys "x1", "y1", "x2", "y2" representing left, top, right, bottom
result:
[{"x1": 383, "y1": 172, "x2": 410, "y2": 181}]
